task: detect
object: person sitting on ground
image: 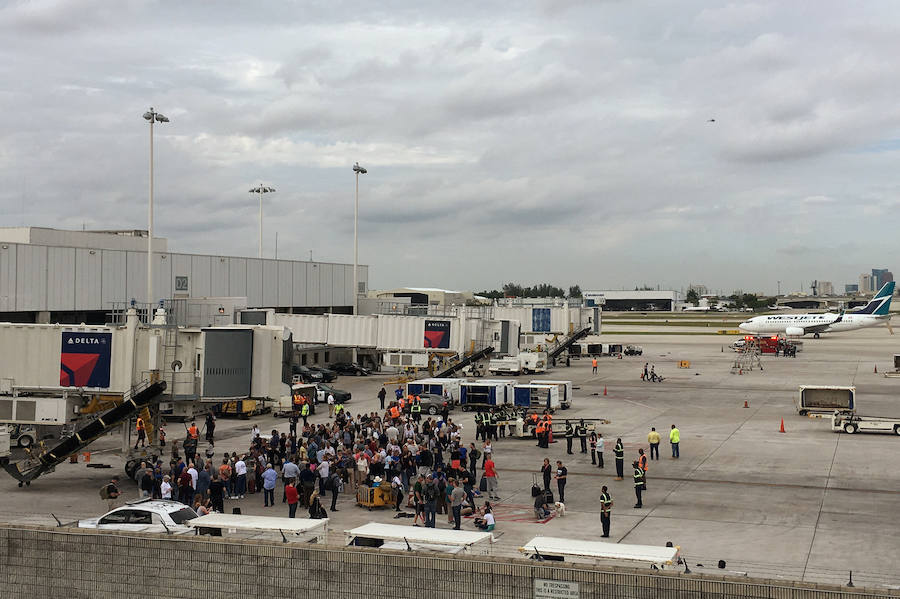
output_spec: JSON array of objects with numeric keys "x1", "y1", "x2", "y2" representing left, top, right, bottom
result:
[
  {"x1": 474, "y1": 502, "x2": 495, "y2": 531},
  {"x1": 533, "y1": 493, "x2": 550, "y2": 519}
]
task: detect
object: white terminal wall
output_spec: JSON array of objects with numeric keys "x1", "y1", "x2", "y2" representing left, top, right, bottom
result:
[{"x1": 0, "y1": 242, "x2": 367, "y2": 312}]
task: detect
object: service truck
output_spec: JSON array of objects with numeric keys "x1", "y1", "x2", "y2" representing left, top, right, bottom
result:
[
  {"x1": 797, "y1": 385, "x2": 855, "y2": 416},
  {"x1": 488, "y1": 352, "x2": 548, "y2": 376},
  {"x1": 831, "y1": 411, "x2": 900, "y2": 436}
]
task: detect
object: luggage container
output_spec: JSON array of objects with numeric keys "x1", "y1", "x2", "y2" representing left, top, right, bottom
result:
[
  {"x1": 513, "y1": 384, "x2": 560, "y2": 412},
  {"x1": 797, "y1": 385, "x2": 855, "y2": 416},
  {"x1": 405, "y1": 378, "x2": 465, "y2": 405},
  {"x1": 529, "y1": 380, "x2": 573, "y2": 409},
  {"x1": 460, "y1": 379, "x2": 514, "y2": 411}
]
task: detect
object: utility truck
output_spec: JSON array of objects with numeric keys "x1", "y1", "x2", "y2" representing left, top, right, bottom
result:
[
  {"x1": 831, "y1": 411, "x2": 900, "y2": 436},
  {"x1": 797, "y1": 385, "x2": 855, "y2": 416}
]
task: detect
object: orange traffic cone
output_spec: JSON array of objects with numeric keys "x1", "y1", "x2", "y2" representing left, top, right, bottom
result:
[
  {"x1": 779, "y1": 418, "x2": 786, "y2": 433},
  {"x1": 603, "y1": 386, "x2": 607, "y2": 396},
  {"x1": 874, "y1": 364, "x2": 878, "y2": 373},
  {"x1": 743, "y1": 400, "x2": 749, "y2": 408}
]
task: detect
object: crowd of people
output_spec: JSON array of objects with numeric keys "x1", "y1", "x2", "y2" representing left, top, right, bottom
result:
[{"x1": 125, "y1": 393, "x2": 498, "y2": 531}]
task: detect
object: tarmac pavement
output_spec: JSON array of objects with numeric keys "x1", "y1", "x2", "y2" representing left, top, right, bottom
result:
[{"x1": 3, "y1": 327, "x2": 900, "y2": 589}]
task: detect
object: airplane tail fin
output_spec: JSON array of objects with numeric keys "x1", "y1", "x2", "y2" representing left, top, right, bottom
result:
[{"x1": 855, "y1": 282, "x2": 895, "y2": 315}]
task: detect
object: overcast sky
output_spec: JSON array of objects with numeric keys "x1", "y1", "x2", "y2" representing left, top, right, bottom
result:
[{"x1": 1, "y1": 1, "x2": 898, "y2": 296}]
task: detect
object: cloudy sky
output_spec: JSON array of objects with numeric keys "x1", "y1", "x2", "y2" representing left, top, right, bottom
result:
[{"x1": 1, "y1": 1, "x2": 898, "y2": 296}]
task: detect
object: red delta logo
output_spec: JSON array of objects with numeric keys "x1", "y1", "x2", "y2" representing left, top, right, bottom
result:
[{"x1": 60, "y1": 332, "x2": 112, "y2": 388}]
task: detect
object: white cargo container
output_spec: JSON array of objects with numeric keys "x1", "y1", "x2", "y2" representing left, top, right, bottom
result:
[
  {"x1": 529, "y1": 380, "x2": 573, "y2": 409},
  {"x1": 0, "y1": 394, "x2": 71, "y2": 425},
  {"x1": 382, "y1": 352, "x2": 429, "y2": 369},
  {"x1": 519, "y1": 352, "x2": 547, "y2": 374},
  {"x1": 797, "y1": 385, "x2": 855, "y2": 415},
  {"x1": 460, "y1": 379, "x2": 515, "y2": 411},
  {"x1": 513, "y1": 384, "x2": 560, "y2": 412},
  {"x1": 488, "y1": 357, "x2": 522, "y2": 376},
  {"x1": 405, "y1": 378, "x2": 465, "y2": 404}
]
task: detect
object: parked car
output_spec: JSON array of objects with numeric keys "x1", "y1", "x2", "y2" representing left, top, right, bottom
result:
[
  {"x1": 404, "y1": 393, "x2": 453, "y2": 416},
  {"x1": 624, "y1": 345, "x2": 643, "y2": 356},
  {"x1": 315, "y1": 383, "x2": 351, "y2": 404},
  {"x1": 78, "y1": 499, "x2": 197, "y2": 533},
  {"x1": 731, "y1": 340, "x2": 747, "y2": 351},
  {"x1": 292, "y1": 365, "x2": 324, "y2": 383},
  {"x1": 308, "y1": 366, "x2": 337, "y2": 382},
  {"x1": 330, "y1": 362, "x2": 370, "y2": 376}
]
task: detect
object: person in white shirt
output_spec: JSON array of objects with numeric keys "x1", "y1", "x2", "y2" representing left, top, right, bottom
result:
[
  {"x1": 187, "y1": 464, "x2": 198, "y2": 491},
  {"x1": 327, "y1": 393, "x2": 336, "y2": 418},
  {"x1": 161, "y1": 475, "x2": 172, "y2": 499},
  {"x1": 234, "y1": 457, "x2": 247, "y2": 499},
  {"x1": 251, "y1": 425, "x2": 260, "y2": 444},
  {"x1": 317, "y1": 459, "x2": 330, "y2": 493}
]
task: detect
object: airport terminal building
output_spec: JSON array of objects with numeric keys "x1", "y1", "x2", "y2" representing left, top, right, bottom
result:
[{"x1": 0, "y1": 227, "x2": 368, "y2": 324}]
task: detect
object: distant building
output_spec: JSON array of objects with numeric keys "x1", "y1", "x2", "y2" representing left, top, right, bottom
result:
[
  {"x1": 368, "y1": 287, "x2": 485, "y2": 307},
  {"x1": 845, "y1": 284, "x2": 859, "y2": 295},
  {"x1": 583, "y1": 290, "x2": 681, "y2": 311},
  {"x1": 859, "y1": 274, "x2": 875, "y2": 293},
  {"x1": 817, "y1": 281, "x2": 834, "y2": 296},
  {"x1": 872, "y1": 268, "x2": 894, "y2": 289}
]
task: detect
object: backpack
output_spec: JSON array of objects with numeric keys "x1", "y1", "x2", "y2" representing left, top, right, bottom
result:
[
  {"x1": 99, "y1": 484, "x2": 110, "y2": 500},
  {"x1": 424, "y1": 484, "x2": 436, "y2": 502}
]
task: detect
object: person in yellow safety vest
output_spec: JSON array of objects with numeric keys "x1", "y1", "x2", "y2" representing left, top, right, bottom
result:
[
  {"x1": 300, "y1": 402, "x2": 310, "y2": 426},
  {"x1": 134, "y1": 417, "x2": 147, "y2": 449},
  {"x1": 669, "y1": 424, "x2": 680, "y2": 459},
  {"x1": 334, "y1": 401, "x2": 344, "y2": 416},
  {"x1": 410, "y1": 397, "x2": 422, "y2": 422},
  {"x1": 592, "y1": 357, "x2": 598, "y2": 374},
  {"x1": 647, "y1": 427, "x2": 661, "y2": 460}
]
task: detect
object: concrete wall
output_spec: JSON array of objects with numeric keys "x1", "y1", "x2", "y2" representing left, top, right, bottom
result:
[{"x1": 0, "y1": 525, "x2": 895, "y2": 599}]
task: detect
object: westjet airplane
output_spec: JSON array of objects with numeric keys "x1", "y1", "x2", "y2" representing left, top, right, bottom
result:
[{"x1": 739, "y1": 282, "x2": 895, "y2": 338}]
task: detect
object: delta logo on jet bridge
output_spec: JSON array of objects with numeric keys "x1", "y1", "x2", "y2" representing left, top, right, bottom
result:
[
  {"x1": 424, "y1": 319, "x2": 451, "y2": 349},
  {"x1": 60, "y1": 331, "x2": 112, "y2": 388}
]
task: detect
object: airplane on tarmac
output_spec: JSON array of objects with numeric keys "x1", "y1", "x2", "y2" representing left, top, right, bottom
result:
[{"x1": 739, "y1": 282, "x2": 895, "y2": 338}]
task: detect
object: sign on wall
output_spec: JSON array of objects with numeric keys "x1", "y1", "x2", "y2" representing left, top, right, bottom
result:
[
  {"x1": 534, "y1": 579, "x2": 579, "y2": 599},
  {"x1": 60, "y1": 331, "x2": 112, "y2": 388},
  {"x1": 424, "y1": 319, "x2": 451, "y2": 349},
  {"x1": 175, "y1": 276, "x2": 189, "y2": 292},
  {"x1": 532, "y1": 308, "x2": 551, "y2": 332}
]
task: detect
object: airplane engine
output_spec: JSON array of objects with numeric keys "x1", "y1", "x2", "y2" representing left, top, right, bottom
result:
[{"x1": 785, "y1": 327, "x2": 804, "y2": 336}]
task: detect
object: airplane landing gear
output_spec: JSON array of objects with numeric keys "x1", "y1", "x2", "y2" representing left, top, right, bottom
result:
[{"x1": 813, "y1": 333, "x2": 820, "y2": 339}]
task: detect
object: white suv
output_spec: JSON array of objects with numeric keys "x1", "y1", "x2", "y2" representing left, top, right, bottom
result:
[{"x1": 78, "y1": 499, "x2": 197, "y2": 533}]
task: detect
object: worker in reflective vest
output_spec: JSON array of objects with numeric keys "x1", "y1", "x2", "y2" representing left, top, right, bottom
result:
[
  {"x1": 564, "y1": 420, "x2": 575, "y2": 455},
  {"x1": 633, "y1": 461, "x2": 645, "y2": 508},
  {"x1": 390, "y1": 405, "x2": 400, "y2": 420},
  {"x1": 134, "y1": 417, "x2": 146, "y2": 449},
  {"x1": 188, "y1": 422, "x2": 199, "y2": 440},
  {"x1": 410, "y1": 398, "x2": 422, "y2": 422},
  {"x1": 592, "y1": 357, "x2": 598, "y2": 374},
  {"x1": 599, "y1": 486, "x2": 613, "y2": 537},
  {"x1": 300, "y1": 402, "x2": 310, "y2": 426},
  {"x1": 614, "y1": 438, "x2": 625, "y2": 480},
  {"x1": 637, "y1": 449, "x2": 648, "y2": 490},
  {"x1": 535, "y1": 420, "x2": 544, "y2": 447}
]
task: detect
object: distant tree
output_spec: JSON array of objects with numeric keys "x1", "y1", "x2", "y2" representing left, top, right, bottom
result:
[
  {"x1": 686, "y1": 289, "x2": 700, "y2": 306},
  {"x1": 568, "y1": 285, "x2": 582, "y2": 298}
]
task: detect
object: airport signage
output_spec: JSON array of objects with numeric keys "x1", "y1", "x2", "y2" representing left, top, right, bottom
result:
[
  {"x1": 175, "y1": 276, "x2": 189, "y2": 292},
  {"x1": 60, "y1": 331, "x2": 112, "y2": 388},
  {"x1": 424, "y1": 319, "x2": 451, "y2": 349},
  {"x1": 534, "y1": 579, "x2": 579, "y2": 599}
]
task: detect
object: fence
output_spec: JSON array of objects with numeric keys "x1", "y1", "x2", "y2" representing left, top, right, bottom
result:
[{"x1": 1, "y1": 524, "x2": 897, "y2": 599}]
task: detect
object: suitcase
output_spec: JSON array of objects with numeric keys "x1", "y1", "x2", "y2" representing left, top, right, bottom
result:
[
  {"x1": 531, "y1": 485, "x2": 541, "y2": 497},
  {"x1": 531, "y1": 473, "x2": 545, "y2": 498}
]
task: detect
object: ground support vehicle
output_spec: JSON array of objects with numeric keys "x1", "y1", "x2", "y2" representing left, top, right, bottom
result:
[
  {"x1": 831, "y1": 411, "x2": 900, "y2": 435},
  {"x1": 797, "y1": 385, "x2": 855, "y2": 416}
]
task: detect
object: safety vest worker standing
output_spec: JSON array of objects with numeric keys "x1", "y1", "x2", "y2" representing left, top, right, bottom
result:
[
  {"x1": 633, "y1": 462, "x2": 646, "y2": 508},
  {"x1": 592, "y1": 358, "x2": 598, "y2": 374},
  {"x1": 599, "y1": 486, "x2": 613, "y2": 537},
  {"x1": 614, "y1": 438, "x2": 625, "y2": 480}
]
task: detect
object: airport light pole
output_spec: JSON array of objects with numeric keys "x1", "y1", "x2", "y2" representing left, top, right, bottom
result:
[
  {"x1": 143, "y1": 107, "x2": 169, "y2": 315},
  {"x1": 249, "y1": 184, "x2": 276, "y2": 258},
  {"x1": 352, "y1": 162, "x2": 367, "y2": 314}
]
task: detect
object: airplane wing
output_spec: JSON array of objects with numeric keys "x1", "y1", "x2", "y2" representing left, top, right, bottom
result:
[{"x1": 807, "y1": 312, "x2": 842, "y2": 334}]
